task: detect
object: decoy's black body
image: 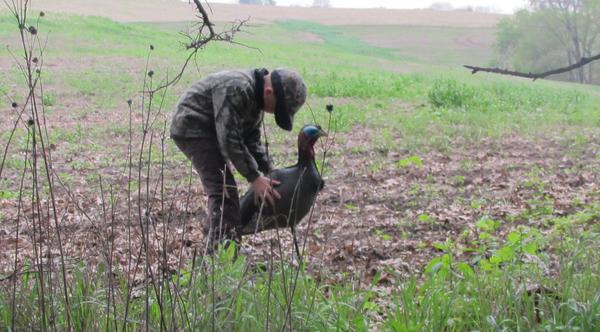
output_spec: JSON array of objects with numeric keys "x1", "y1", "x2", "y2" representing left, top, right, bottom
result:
[{"x1": 238, "y1": 125, "x2": 327, "y2": 236}]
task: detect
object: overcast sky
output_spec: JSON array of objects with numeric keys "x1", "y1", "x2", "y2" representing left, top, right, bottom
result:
[{"x1": 210, "y1": 0, "x2": 528, "y2": 13}]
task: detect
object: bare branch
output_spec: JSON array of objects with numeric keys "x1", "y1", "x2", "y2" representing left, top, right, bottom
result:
[
  {"x1": 149, "y1": 1, "x2": 250, "y2": 92},
  {"x1": 465, "y1": 52, "x2": 600, "y2": 80},
  {"x1": 192, "y1": 0, "x2": 215, "y2": 36}
]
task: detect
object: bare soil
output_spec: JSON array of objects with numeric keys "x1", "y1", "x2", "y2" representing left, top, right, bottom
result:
[{"x1": 1, "y1": 114, "x2": 598, "y2": 284}]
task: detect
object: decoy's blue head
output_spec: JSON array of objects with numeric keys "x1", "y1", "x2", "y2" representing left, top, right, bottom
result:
[
  {"x1": 302, "y1": 125, "x2": 328, "y2": 140},
  {"x1": 298, "y1": 125, "x2": 327, "y2": 160}
]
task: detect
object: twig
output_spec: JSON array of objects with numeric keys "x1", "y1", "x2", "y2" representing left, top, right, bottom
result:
[
  {"x1": 286, "y1": 106, "x2": 336, "y2": 330},
  {"x1": 150, "y1": 2, "x2": 250, "y2": 92},
  {"x1": 290, "y1": 225, "x2": 301, "y2": 259},
  {"x1": 10, "y1": 125, "x2": 30, "y2": 331},
  {"x1": 2, "y1": 0, "x2": 256, "y2": 329},
  {"x1": 193, "y1": 0, "x2": 215, "y2": 35},
  {"x1": 0, "y1": 78, "x2": 39, "y2": 179},
  {"x1": 465, "y1": 52, "x2": 600, "y2": 81}
]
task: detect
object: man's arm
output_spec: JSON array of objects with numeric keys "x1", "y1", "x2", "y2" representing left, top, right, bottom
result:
[
  {"x1": 213, "y1": 84, "x2": 262, "y2": 182},
  {"x1": 245, "y1": 126, "x2": 273, "y2": 175}
]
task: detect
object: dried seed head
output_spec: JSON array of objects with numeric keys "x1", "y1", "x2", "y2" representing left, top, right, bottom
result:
[
  {"x1": 326, "y1": 104, "x2": 334, "y2": 113},
  {"x1": 11, "y1": 102, "x2": 18, "y2": 108},
  {"x1": 32, "y1": 57, "x2": 38, "y2": 63},
  {"x1": 127, "y1": 99, "x2": 132, "y2": 106},
  {"x1": 39, "y1": 11, "x2": 45, "y2": 17},
  {"x1": 28, "y1": 26, "x2": 37, "y2": 35},
  {"x1": 27, "y1": 118, "x2": 34, "y2": 126},
  {"x1": 150, "y1": 45, "x2": 154, "y2": 50},
  {"x1": 148, "y1": 70, "x2": 154, "y2": 77}
]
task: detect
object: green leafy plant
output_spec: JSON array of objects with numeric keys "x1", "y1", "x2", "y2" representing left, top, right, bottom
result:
[
  {"x1": 396, "y1": 155, "x2": 423, "y2": 168},
  {"x1": 428, "y1": 78, "x2": 475, "y2": 109}
]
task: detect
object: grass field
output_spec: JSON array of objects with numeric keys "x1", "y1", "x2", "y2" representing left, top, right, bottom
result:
[{"x1": 1, "y1": 3, "x2": 600, "y2": 330}]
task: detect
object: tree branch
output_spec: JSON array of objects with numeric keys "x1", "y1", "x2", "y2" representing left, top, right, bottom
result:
[
  {"x1": 192, "y1": 0, "x2": 215, "y2": 37},
  {"x1": 149, "y1": 1, "x2": 249, "y2": 92},
  {"x1": 464, "y1": 52, "x2": 600, "y2": 81}
]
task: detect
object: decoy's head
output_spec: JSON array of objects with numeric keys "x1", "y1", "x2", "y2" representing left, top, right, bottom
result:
[{"x1": 298, "y1": 125, "x2": 328, "y2": 160}]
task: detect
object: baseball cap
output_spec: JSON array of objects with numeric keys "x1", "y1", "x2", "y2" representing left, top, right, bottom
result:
[{"x1": 271, "y1": 68, "x2": 307, "y2": 131}]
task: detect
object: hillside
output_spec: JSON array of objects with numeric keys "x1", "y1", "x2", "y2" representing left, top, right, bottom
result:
[
  {"x1": 16, "y1": 0, "x2": 505, "y2": 68},
  {"x1": 29, "y1": 0, "x2": 505, "y2": 26}
]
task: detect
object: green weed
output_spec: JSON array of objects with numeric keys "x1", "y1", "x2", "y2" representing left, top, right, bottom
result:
[
  {"x1": 428, "y1": 78, "x2": 475, "y2": 109},
  {"x1": 0, "y1": 246, "x2": 369, "y2": 331},
  {"x1": 396, "y1": 155, "x2": 423, "y2": 168},
  {"x1": 42, "y1": 93, "x2": 55, "y2": 106},
  {"x1": 386, "y1": 217, "x2": 600, "y2": 331}
]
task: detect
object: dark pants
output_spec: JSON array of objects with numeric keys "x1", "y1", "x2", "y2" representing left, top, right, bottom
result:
[{"x1": 173, "y1": 136, "x2": 240, "y2": 242}]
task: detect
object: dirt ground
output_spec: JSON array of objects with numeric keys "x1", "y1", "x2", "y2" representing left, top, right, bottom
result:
[
  {"x1": 28, "y1": 0, "x2": 504, "y2": 27},
  {"x1": 1, "y1": 117, "x2": 598, "y2": 284},
  {"x1": 249, "y1": 130, "x2": 600, "y2": 281}
]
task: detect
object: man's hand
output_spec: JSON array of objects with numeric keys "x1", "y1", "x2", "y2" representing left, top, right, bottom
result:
[{"x1": 251, "y1": 176, "x2": 281, "y2": 207}]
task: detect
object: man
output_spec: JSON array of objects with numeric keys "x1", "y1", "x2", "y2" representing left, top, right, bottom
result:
[{"x1": 170, "y1": 68, "x2": 307, "y2": 248}]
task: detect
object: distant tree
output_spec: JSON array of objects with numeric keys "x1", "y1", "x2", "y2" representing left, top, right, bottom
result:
[
  {"x1": 473, "y1": 6, "x2": 493, "y2": 13},
  {"x1": 429, "y1": 2, "x2": 454, "y2": 11},
  {"x1": 493, "y1": 0, "x2": 600, "y2": 83},
  {"x1": 529, "y1": 0, "x2": 600, "y2": 83},
  {"x1": 239, "y1": 0, "x2": 276, "y2": 5},
  {"x1": 493, "y1": 11, "x2": 527, "y2": 69},
  {"x1": 312, "y1": 0, "x2": 331, "y2": 8}
]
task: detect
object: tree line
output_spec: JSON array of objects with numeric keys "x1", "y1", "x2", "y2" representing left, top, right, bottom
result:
[
  {"x1": 494, "y1": 0, "x2": 600, "y2": 84},
  {"x1": 239, "y1": 0, "x2": 331, "y2": 6}
]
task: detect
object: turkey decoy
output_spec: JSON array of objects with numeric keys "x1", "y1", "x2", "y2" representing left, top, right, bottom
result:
[{"x1": 237, "y1": 125, "x2": 327, "y2": 255}]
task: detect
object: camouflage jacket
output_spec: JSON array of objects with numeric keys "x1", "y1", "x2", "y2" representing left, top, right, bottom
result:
[{"x1": 170, "y1": 69, "x2": 272, "y2": 182}]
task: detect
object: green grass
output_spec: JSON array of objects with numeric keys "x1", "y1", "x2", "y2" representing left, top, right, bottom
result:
[
  {"x1": 2, "y1": 208, "x2": 598, "y2": 330},
  {"x1": 279, "y1": 20, "x2": 401, "y2": 61},
  {"x1": 393, "y1": 206, "x2": 600, "y2": 331},
  {"x1": 2, "y1": 12, "x2": 598, "y2": 148},
  {"x1": 0, "y1": 246, "x2": 370, "y2": 331},
  {"x1": 342, "y1": 25, "x2": 496, "y2": 65}
]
